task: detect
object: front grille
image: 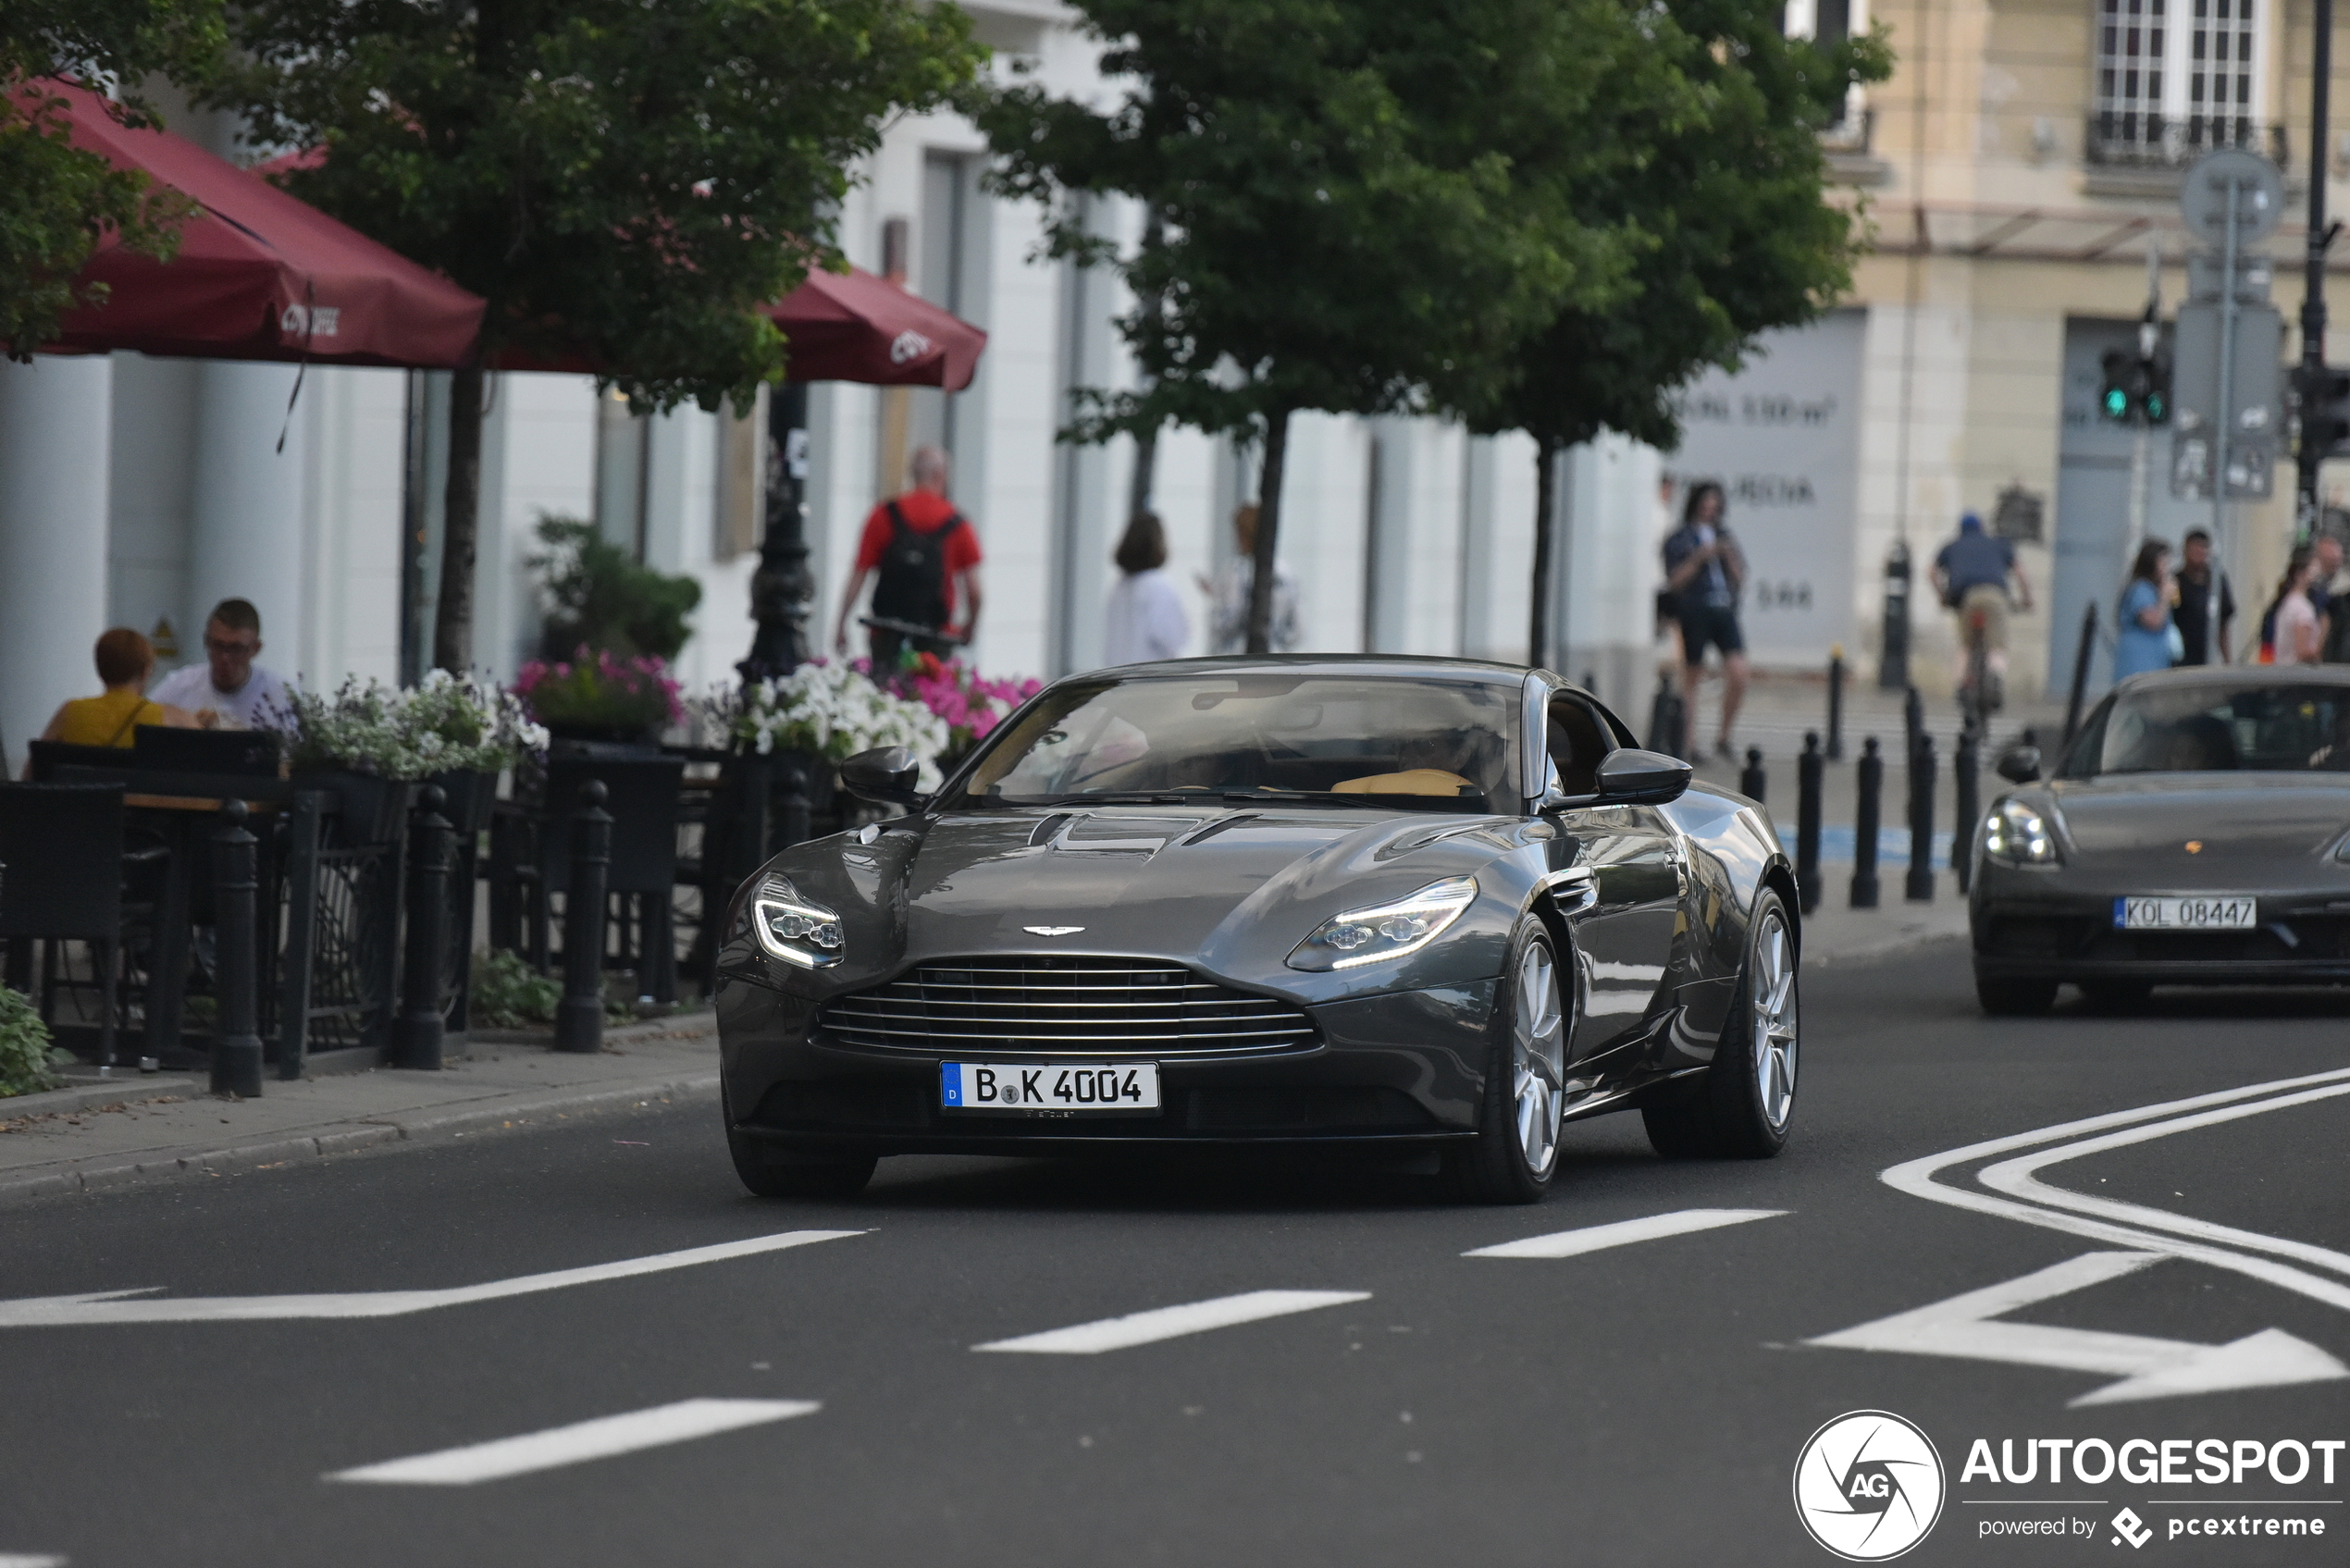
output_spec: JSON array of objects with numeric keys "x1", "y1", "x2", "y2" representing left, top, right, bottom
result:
[{"x1": 819, "y1": 955, "x2": 1318, "y2": 1056}]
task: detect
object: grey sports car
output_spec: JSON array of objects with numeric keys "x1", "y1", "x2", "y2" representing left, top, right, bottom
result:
[
  {"x1": 1973, "y1": 664, "x2": 2350, "y2": 1013},
  {"x1": 715, "y1": 657, "x2": 1800, "y2": 1203}
]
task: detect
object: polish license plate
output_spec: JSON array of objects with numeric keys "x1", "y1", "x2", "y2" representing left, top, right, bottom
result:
[
  {"x1": 940, "y1": 1061, "x2": 1160, "y2": 1116},
  {"x1": 2114, "y1": 895, "x2": 2258, "y2": 930}
]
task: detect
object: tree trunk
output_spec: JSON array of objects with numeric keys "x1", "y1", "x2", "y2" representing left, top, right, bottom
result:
[
  {"x1": 432, "y1": 362, "x2": 485, "y2": 673},
  {"x1": 1527, "y1": 434, "x2": 1563, "y2": 671},
  {"x1": 1246, "y1": 407, "x2": 1292, "y2": 655}
]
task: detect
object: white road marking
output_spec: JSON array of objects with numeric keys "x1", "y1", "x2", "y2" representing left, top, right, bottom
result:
[
  {"x1": 974, "y1": 1290, "x2": 1368, "y2": 1354},
  {"x1": 1880, "y1": 1067, "x2": 2350, "y2": 1315},
  {"x1": 1807, "y1": 1252, "x2": 2349, "y2": 1406},
  {"x1": 0, "y1": 1230, "x2": 863, "y2": 1327},
  {"x1": 0, "y1": 1555, "x2": 67, "y2": 1567},
  {"x1": 327, "y1": 1398, "x2": 820, "y2": 1486},
  {"x1": 1465, "y1": 1207, "x2": 1787, "y2": 1259}
]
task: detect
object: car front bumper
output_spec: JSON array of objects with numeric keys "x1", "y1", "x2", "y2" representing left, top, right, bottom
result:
[
  {"x1": 1971, "y1": 865, "x2": 2350, "y2": 985},
  {"x1": 716, "y1": 972, "x2": 1498, "y2": 1153}
]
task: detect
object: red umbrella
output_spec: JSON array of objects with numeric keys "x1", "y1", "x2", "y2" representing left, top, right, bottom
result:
[
  {"x1": 764, "y1": 266, "x2": 985, "y2": 390},
  {"x1": 32, "y1": 82, "x2": 484, "y2": 367}
]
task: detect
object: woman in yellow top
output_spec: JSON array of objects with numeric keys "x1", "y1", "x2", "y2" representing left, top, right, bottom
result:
[{"x1": 29, "y1": 628, "x2": 198, "y2": 767}]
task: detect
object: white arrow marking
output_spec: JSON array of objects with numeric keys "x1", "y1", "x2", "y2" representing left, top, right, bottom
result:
[
  {"x1": 0, "y1": 1229, "x2": 863, "y2": 1327},
  {"x1": 975, "y1": 1290, "x2": 1368, "y2": 1354},
  {"x1": 328, "y1": 1398, "x2": 821, "y2": 1486},
  {"x1": 1465, "y1": 1207, "x2": 1787, "y2": 1259},
  {"x1": 1807, "y1": 1252, "x2": 2350, "y2": 1406}
]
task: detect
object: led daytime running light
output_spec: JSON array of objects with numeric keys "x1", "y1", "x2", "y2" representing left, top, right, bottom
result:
[
  {"x1": 1289, "y1": 876, "x2": 1478, "y2": 971},
  {"x1": 751, "y1": 875, "x2": 845, "y2": 968}
]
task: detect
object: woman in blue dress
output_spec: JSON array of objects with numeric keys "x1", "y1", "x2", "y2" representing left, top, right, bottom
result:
[{"x1": 2113, "y1": 538, "x2": 2176, "y2": 679}]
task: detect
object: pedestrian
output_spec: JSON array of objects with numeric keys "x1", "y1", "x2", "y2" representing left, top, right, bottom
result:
[
  {"x1": 149, "y1": 599, "x2": 291, "y2": 730},
  {"x1": 2171, "y1": 527, "x2": 2235, "y2": 665},
  {"x1": 2111, "y1": 538, "x2": 2177, "y2": 680},
  {"x1": 1660, "y1": 480, "x2": 1749, "y2": 759},
  {"x1": 1101, "y1": 512, "x2": 1190, "y2": 666},
  {"x1": 2269, "y1": 545, "x2": 2323, "y2": 666},
  {"x1": 1931, "y1": 510, "x2": 2033, "y2": 708},
  {"x1": 830, "y1": 445, "x2": 983, "y2": 670},
  {"x1": 1201, "y1": 504, "x2": 1301, "y2": 654},
  {"x1": 29, "y1": 628, "x2": 195, "y2": 770},
  {"x1": 2314, "y1": 529, "x2": 2350, "y2": 661}
]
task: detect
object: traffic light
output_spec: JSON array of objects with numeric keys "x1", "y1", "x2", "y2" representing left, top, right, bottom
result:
[
  {"x1": 2298, "y1": 365, "x2": 2350, "y2": 459},
  {"x1": 2098, "y1": 344, "x2": 2171, "y2": 426},
  {"x1": 2100, "y1": 349, "x2": 2134, "y2": 421},
  {"x1": 2144, "y1": 345, "x2": 2171, "y2": 425}
]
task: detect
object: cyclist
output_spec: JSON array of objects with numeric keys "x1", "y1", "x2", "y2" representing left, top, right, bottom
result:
[{"x1": 1931, "y1": 511, "x2": 2033, "y2": 711}]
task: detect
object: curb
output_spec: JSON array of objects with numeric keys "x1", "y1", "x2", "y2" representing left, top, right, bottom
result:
[
  {"x1": 0, "y1": 1070, "x2": 722, "y2": 1209},
  {"x1": 0, "y1": 1076, "x2": 204, "y2": 1122}
]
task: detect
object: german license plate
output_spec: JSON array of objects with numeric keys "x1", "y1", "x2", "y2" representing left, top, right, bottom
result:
[
  {"x1": 940, "y1": 1061, "x2": 1160, "y2": 1116},
  {"x1": 2114, "y1": 895, "x2": 2258, "y2": 930}
]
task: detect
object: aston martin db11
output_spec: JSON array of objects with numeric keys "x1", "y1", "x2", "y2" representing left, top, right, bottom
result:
[
  {"x1": 715, "y1": 657, "x2": 1800, "y2": 1203},
  {"x1": 1973, "y1": 665, "x2": 2350, "y2": 1012}
]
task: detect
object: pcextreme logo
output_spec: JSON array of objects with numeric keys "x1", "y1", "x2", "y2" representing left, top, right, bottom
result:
[{"x1": 1794, "y1": 1410, "x2": 1948, "y2": 1562}]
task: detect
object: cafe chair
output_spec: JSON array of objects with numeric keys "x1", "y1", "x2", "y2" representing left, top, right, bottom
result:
[
  {"x1": 0, "y1": 782, "x2": 164, "y2": 1071},
  {"x1": 26, "y1": 739, "x2": 135, "y2": 781},
  {"x1": 133, "y1": 725, "x2": 280, "y2": 776}
]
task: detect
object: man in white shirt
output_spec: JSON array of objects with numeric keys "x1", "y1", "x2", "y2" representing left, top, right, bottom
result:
[{"x1": 149, "y1": 599, "x2": 291, "y2": 730}]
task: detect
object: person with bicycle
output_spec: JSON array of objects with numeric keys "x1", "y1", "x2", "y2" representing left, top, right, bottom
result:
[{"x1": 1931, "y1": 511, "x2": 2032, "y2": 711}]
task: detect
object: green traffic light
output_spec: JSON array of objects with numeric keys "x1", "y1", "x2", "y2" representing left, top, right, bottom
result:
[
  {"x1": 2103, "y1": 387, "x2": 2130, "y2": 418},
  {"x1": 2146, "y1": 390, "x2": 2165, "y2": 422}
]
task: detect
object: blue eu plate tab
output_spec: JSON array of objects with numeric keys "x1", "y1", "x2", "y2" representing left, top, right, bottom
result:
[{"x1": 940, "y1": 1062, "x2": 962, "y2": 1105}]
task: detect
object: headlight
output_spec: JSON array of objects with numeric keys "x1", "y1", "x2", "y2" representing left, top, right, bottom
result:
[
  {"x1": 1982, "y1": 800, "x2": 2059, "y2": 866},
  {"x1": 1287, "y1": 875, "x2": 1478, "y2": 971},
  {"x1": 750, "y1": 874, "x2": 845, "y2": 968}
]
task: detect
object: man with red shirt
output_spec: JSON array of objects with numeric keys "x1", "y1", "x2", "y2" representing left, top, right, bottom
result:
[{"x1": 832, "y1": 445, "x2": 985, "y2": 668}]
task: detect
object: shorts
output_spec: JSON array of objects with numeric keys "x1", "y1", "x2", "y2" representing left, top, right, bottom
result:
[
  {"x1": 1678, "y1": 604, "x2": 1745, "y2": 664},
  {"x1": 1955, "y1": 583, "x2": 2010, "y2": 654}
]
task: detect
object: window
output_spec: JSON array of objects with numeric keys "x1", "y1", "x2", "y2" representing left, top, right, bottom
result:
[
  {"x1": 594, "y1": 387, "x2": 649, "y2": 560},
  {"x1": 1545, "y1": 696, "x2": 1614, "y2": 798},
  {"x1": 2092, "y1": 0, "x2": 2266, "y2": 162}
]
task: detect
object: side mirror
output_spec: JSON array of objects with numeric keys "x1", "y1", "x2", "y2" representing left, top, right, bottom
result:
[
  {"x1": 1995, "y1": 745, "x2": 2043, "y2": 784},
  {"x1": 839, "y1": 745, "x2": 925, "y2": 810},
  {"x1": 1594, "y1": 748, "x2": 1693, "y2": 806}
]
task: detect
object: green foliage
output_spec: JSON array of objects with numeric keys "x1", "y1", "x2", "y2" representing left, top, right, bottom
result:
[
  {"x1": 977, "y1": 0, "x2": 1639, "y2": 444},
  {"x1": 0, "y1": 0, "x2": 227, "y2": 358},
  {"x1": 532, "y1": 516, "x2": 701, "y2": 660},
  {"x1": 469, "y1": 950, "x2": 561, "y2": 1030},
  {"x1": 0, "y1": 984, "x2": 60, "y2": 1098},
  {"x1": 1442, "y1": 5, "x2": 1895, "y2": 453},
  {"x1": 205, "y1": 0, "x2": 984, "y2": 414}
]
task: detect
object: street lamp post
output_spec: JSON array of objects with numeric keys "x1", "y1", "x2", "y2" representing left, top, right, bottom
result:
[
  {"x1": 740, "y1": 381, "x2": 813, "y2": 683},
  {"x1": 2299, "y1": 0, "x2": 2336, "y2": 536}
]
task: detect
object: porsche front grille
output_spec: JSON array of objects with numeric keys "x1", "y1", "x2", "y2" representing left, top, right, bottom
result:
[{"x1": 819, "y1": 956, "x2": 1318, "y2": 1056}]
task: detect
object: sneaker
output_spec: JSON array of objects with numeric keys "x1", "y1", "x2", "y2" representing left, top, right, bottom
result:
[{"x1": 1713, "y1": 738, "x2": 1736, "y2": 761}]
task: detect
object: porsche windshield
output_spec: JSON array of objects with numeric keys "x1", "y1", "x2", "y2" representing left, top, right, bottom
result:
[
  {"x1": 2063, "y1": 682, "x2": 2350, "y2": 775},
  {"x1": 949, "y1": 673, "x2": 1522, "y2": 811}
]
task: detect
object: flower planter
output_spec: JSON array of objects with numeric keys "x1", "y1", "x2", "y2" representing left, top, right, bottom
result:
[
  {"x1": 427, "y1": 768, "x2": 500, "y2": 838},
  {"x1": 292, "y1": 770, "x2": 415, "y2": 846}
]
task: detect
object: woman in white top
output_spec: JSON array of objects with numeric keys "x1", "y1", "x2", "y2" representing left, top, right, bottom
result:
[
  {"x1": 2271, "y1": 545, "x2": 2322, "y2": 665},
  {"x1": 1102, "y1": 511, "x2": 1191, "y2": 666}
]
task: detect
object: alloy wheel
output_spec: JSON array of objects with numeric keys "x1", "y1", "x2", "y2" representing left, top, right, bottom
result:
[
  {"x1": 1512, "y1": 938, "x2": 1567, "y2": 1174},
  {"x1": 1750, "y1": 911, "x2": 1798, "y2": 1130}
]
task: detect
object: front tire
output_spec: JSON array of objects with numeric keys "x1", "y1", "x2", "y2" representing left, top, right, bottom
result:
[
  {"x1": 724, "y1": 1085, "x2": 875, "y2": 1198},
  {"x1": 1643, "y1": 889, "x2": 1799, "y2": 1159},
  {"x1": 1443, "y1": 921, "x2": 1568, "y2": 1204}
]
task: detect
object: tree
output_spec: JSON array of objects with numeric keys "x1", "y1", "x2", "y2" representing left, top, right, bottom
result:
[
  {"x1": 1, "y1": 0, "x2": 225, "y2": 358},
  {"x1": 206, "y1": 0, "x2": 982, "y2": 672},
  {"x1": 1438, "y1": 0, "x2": 1892, "y2": 668},
  {"x1": 977, "y1": 0, "x2": 1639, "y2": 653}
]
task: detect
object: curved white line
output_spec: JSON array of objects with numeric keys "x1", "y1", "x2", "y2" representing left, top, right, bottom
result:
[
  {"x1": 1978, "y1": 1082, "x2": 2350, "y2": 1279},
  {"x1": 1882, "y1": 1066, "x2": 2350, "y2": 1314}
]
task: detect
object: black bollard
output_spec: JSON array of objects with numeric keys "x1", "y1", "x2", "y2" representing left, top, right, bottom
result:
[
  {"x1": 395, "y1": 784, "x2": 455, "y2": 1070},
  {"x1": 1797, "y1": 731, "x2": 1824, "y2": 914},
  {"x1": 1825, "y1": 648, "x2": 1846, "y2": 760},
  {"x1": 2061, "y1": 599, "x2": 2099, "y2": 750},
  {"x1": 1953, "y1": 723, "x2": 1980, "y2": 896},
  {"x1": 1580, "y1": 670, "x2": 1599, "y2": 695},
  {"x1": 208, "y1": 798, "x2": 264, "y2": 1097},
  {"x1": 779, "y1": 756, "x2": 812, "y2": 850},
  {"x1": 1646, "y1": 673, "x2": 1687, "y2": 759},
  {"x1": 555, "y1": 780, "x2": 612, "y2": 1054},
  {"x1": 1851, "y1": 737, "x2": 1882, "y2": 909},
  {"x1": 1903, "y1": 685, "x2": 1925, "y2": 764},
  {"x1": 1906, "y1": 734, "x2": 1937, "y2": 902},
  {"x1": 1740, "y1": 746, "x2": 1767, "y2": 803}
]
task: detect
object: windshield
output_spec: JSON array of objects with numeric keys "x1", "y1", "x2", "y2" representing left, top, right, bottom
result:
[
  {"x1": 944, "y1": 673, "x2": 1523, "y2": 812},
  {"x1": 2061, "y1": 683, "x2": 2350, "y2": 776}
]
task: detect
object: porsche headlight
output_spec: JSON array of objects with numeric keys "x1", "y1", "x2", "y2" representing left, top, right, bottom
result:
[
  {"x1": 1288, "y1": 876, "x2": 1478, "y2": 972},
  {"x1": 750, "y1": 874, "x2": 845, "y2": 968},
  {"x1": 1983, "y1": 800, "x2": 2059, "y2": 867}
]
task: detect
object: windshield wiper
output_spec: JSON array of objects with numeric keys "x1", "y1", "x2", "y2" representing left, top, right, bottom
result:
[{"x1": 1220, "y1": 788, "x2": 1390, "y2": 808}]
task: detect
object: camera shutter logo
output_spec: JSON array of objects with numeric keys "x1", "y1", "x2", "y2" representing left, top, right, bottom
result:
[{"x1": 1792, "y1": 1410, "x2": 1945, "y2": 1561}]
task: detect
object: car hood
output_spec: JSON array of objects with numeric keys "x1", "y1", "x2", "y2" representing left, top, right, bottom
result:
[
  {"x1": 771, "y1": 805, "x2": 1533, "y2": 990},
  {"x1": 2046, "y1": 773, "x2": 2350, "y2": 865}
]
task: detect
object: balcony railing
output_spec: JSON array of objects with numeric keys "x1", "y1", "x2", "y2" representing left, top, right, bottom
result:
[
  {"x1": 1819, "y1": 105, "x2": 1874, "y2": 156},
  {"x1": 2084, "y1": 113, "x2": 2287, "y2": 172}
]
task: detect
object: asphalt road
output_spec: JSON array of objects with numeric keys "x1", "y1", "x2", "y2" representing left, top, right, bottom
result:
[{"x1": 4, "y1": 942, "x2": 2347, "y2": 1568}]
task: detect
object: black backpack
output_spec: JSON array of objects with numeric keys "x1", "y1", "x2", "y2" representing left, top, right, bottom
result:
[{"x1": 871, "y1": 500, "x2": 967, "y2": 630}]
